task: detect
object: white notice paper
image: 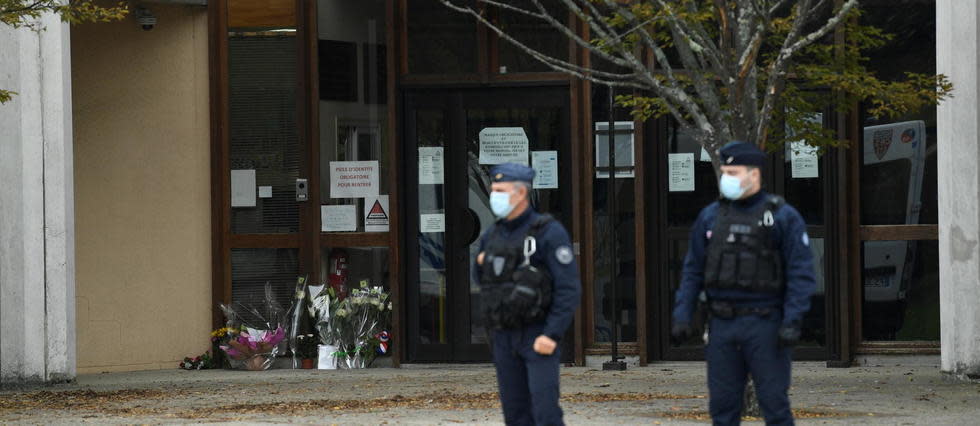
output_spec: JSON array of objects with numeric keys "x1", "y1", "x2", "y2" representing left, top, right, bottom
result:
[
  {"x1": 231, "y1": 170, "x2": 256, "y2": 207},
  {"x1": 363, "y1": 195, "x2": 390, "y2": 232},
  {"x1": 668, "y1": 153, "x2": 695, "y2": 192},
  {"x1": 330, "y1": 161, "x2": 380, "y2": 198},
  {"x1": 479, "y1": 127, "x2": 529, "y2": 165},
  {"x1": 786, "y1": 112, "x2": 822, "y2": 179},
  {"x1": 258, "y1": 186, "x2": 273, "y2": 198},
  {"x1": 418, "y1": 147, "x2": 445, "y2": 185},
  {"x1": 790, "y1": 141, "x2": 819, "y2": 179},
  {"x1": 420, "y1": 213, "x2": 445, "y2": 233},
  {"x1": 531, "y1": 151, "x2": 558, "y2": 189},
  {"x1": 322, "y1": 205, "x2": 357, "y2": 232}
]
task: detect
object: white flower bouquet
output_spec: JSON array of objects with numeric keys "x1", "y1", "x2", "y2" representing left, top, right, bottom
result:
[{"x1": 312, "y1": 280, "x2": 391, "y2": 369}]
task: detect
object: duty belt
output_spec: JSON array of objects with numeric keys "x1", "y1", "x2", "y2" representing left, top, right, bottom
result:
[{"x1": 708, "y1": 300, "x2": 780, "y2": 319}]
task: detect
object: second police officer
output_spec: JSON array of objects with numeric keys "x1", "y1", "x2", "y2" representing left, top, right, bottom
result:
[
  {"x1": 474, "y1": 162, "x2": 582, "y2": 426},
  {"x1": 671, "y1": 142, "x2": 816, "y2": 426}
]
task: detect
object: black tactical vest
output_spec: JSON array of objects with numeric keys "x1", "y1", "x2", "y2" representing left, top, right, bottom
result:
[
  {"x1": 704, "y1": 196, "x2": 785, "y2": 293},
  {"x1": 479, "y1": 215, "x2": 554, "y2": 329}
]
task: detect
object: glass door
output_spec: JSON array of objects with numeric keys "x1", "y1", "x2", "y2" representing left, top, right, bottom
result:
[
  {"x1": 649, "y1": 119, "x2": 833, "y2": 361},
  {"x1": 405, "y1": 87, "x2": 572, "y2": 362},
  {"x1": 219, "y1": 1, "x2": 314, "y2": 323},
  {"x1": 405, "y1": 92, "x2": 453, "y2": 360}
]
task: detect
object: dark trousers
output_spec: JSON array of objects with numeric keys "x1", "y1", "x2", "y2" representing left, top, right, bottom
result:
[
  {"x1": 705, "y1": 312, "x2": 794, "y2": 426},
  {"x1": 492, "y1": 326, "x2": 563, "y2": 426}
]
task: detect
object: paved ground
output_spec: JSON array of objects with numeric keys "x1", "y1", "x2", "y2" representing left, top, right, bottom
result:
[{"x1": 1, "y1": 361, "x2": 979, "y2": 425}]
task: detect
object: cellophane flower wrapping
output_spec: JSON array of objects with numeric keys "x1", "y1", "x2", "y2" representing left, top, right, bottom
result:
[
  {"x1": 286, "y1": 276, "x2": 317, "y2": 369},
  {"x1": 312, "y1": 285, "x2": 339, "y2": 348},
  {"x1": 218, "y1": 283, "x2": 288, "y2": 370},
  {"x1": 312, "y1": 280, "x2": 391, "y2": 369}
]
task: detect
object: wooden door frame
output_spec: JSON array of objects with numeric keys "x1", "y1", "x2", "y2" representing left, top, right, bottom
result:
[
  {"x1": 399, "y1": 86, "x2": 575, "y2": 363},
  {"x1": 208, "y1": 0, "x2": 230, "y2": 329},
  {"x1": 578, "y1": 83, "x2": 649, "y2": 363},
  {"x1": 395, "y1": 0, "x2": 587, "y2": 365},
  {"x1": 401, "y1": 90, "x2": 453, "y2": 362},
  {"x1": 646, "y1": 116, "x2": 839, "y2": 362},
  {"x1": 846, "y1": 106, "x2": 940, "y2": 356},
  {"x1": 208, "y1": 0, "x2": 316, "y2": 326},
  {"x1": 209, "y1": 2, "x2": 405, "y2": 370}
]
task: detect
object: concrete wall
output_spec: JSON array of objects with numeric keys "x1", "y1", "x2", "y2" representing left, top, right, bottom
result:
[
  {"x1": 937, "y1": 0, "x2": 980, "y2": 380},
  {"x1": 71, "y1": 4, "x2": 211, "y2": 373},
  {"x1": 0, "y1": 11, "x2": 75, "y2": 386}
]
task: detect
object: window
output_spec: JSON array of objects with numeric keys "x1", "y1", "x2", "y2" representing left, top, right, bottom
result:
[
  {"x1": 591, "y1": 85, "x2": 637, "y2": 343},
  {"x1": 858, "y1": 0, "x2": 939, "y2": 343},
  {"x1": 318, "y1": 0, "x2": 390, "y2": 233},
  {"x1": 406, "y1": 0, "x2": 478, "y2": 75}
]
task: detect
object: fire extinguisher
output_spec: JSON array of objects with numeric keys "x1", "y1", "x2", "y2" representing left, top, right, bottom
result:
[{"x1": 327, "y1": 248, "x2": 349, "y2": 299}]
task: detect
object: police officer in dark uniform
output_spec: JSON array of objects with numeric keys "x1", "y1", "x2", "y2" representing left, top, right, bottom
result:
[
  {"x1": 474, "y1": 162, "x2": 582, "y2": 426},
  {"x1": 671, "y1": 142, "x2": 816, "y2": 426}
]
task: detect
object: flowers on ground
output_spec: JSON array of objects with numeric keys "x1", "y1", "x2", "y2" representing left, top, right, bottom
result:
[
  {"x1": 313, "y1": 280, "x2": 391, "y2": 368},
  {"x1": 217, "y1": 283, "x2": 289, "y2": 370},
  {"x1": 220, "y1": 326, "x2": 286, "y2": 360}
]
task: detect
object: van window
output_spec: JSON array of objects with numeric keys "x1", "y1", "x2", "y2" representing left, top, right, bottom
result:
[{"x1": 861, "y1": 159, "x2": 912, "y2": 225}]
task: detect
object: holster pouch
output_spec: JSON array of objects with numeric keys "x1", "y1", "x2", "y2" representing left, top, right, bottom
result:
[{"x1": 709, "y1": 301, "x2": 735, "y2": 319}]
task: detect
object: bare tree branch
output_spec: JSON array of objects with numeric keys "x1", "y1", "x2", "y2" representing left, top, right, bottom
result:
[
  {"x1": 768, "y1": 0, "x2": 792, "y2": 15},
  {"x1": 599, "y1": 0, "x2": 715, "y2": 134},
  {"x1": 785, "y1": 0, "x2": 854, "y2": 55},
  {"x1": 678, "y1": 0, "x2": 727, "y2": 71},
  {"x1": 755, "y1": 0, "x2": 858, "y2": 145},
  {"x1": 438, "y1": 0, "x2": 646, "y2": 88},
  {"x1": 472, "y1": 0, "x2": 544, "y2": 19},
  {"x1": 432, "y1": 0, "x2": 874, "y2": 162},
  {"x1": 525, "y1": 0, "x2": 638, "y2": 71},
  {"x1": 656, "y1": 3, "x2": 729, "y2": 133}
]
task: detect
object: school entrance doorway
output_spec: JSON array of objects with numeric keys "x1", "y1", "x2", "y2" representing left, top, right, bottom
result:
[{"x1": 403, "y1": 86, "x2": 574, "y2": 362}]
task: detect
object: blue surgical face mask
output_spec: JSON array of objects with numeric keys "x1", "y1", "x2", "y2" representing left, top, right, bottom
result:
[
  {"x1": 490, "y1": 191, "x2": 516, "y2": 218},
  {"x1": 719, "y1": 174, "x2": 746, "y2": 200}
]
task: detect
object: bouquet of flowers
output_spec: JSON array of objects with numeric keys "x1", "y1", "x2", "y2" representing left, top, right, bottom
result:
[
  {"x1": 295, "y1": 333, "x2": 318, "y2": 368},
  {"x1": 218, "y1": 283, "x2": 288, "y2": 370},
  {"x1": 220, "y1": 326, "x2": 286, "y2": 370},
  {"x1": 285, "y1": 276, "x2": 314, "y2": 369},
  {"x1": 179, "y1": 352, "x2": 213, "y2": 370},
  {"x1": 210, "y1": 327, "x2": 232, "y2": 369},
  {"x1": 311, "y1": 286, "x2": 339, "y2": 347},
  {"x1": 312, "y1": 280, "x2": 391, "y2": 369}
]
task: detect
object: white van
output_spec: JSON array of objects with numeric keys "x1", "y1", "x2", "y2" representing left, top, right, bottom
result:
[{"x1": 861, "y1": 120, "x2": 927, "y2": 339}]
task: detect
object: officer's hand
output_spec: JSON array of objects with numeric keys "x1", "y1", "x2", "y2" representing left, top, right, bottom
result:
[
  {"x1": 477, "y1": 252, "x2": 485, "y2": 265},
  {"x1": 533, "y1": 335, "x2": 557, "y2": 355},
  {"x1": 670, "y1": 323, "x2": 693, "y2": 347},
  {"x1": 778, "y1": 323, "x2": 801, "y2": 348}
]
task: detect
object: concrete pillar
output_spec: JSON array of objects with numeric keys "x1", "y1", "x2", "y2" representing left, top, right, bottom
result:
[
  {"x1": 0, "y1": 12, "x2": 76, "y2": 385},
  {"x1": 938, "y1": 0, "x2": 980, "y2": 381}
]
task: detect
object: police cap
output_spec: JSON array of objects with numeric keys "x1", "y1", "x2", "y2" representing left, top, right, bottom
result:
[
  {"x1": 719, "y1": 141, "x2": 767, "y2": 168},
  {"x1": 490, "y1": 162, "x2": 536, "y2": 184}
]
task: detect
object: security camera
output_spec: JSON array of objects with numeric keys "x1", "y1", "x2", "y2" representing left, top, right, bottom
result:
[{"x1": 135, "y1": 7, "x2": 156, "y2": 31}]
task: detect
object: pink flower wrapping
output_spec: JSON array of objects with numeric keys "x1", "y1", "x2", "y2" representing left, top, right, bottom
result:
[{"x1": 220, "y1": 326, "x2": 285, "y2": 361}]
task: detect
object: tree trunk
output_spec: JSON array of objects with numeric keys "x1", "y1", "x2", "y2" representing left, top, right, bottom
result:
[{"x1": 743, "y1": 376, "x2": 762, "y2": 417}]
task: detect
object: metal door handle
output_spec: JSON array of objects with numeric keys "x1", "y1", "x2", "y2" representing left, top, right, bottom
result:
[{"x1": 462, "y1": 207, "x2": 482, "y2": 246}]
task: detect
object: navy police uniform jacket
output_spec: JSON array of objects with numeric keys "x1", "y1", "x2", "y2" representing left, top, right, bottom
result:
[
  {"x1": 474, "y1": 208, "x2": 581, "y2": 341},
  {"x1": 672, "y1": 191, "x2": 816, "y2": 327}
]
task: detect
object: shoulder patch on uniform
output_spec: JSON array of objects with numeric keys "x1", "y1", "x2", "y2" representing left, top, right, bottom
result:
[
  {"x1": 802, "y1": 232, "x2": 810, "y2": 247},
  {"x1": 555, "y1": 245, "x2": 574, "y2": 264}
]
